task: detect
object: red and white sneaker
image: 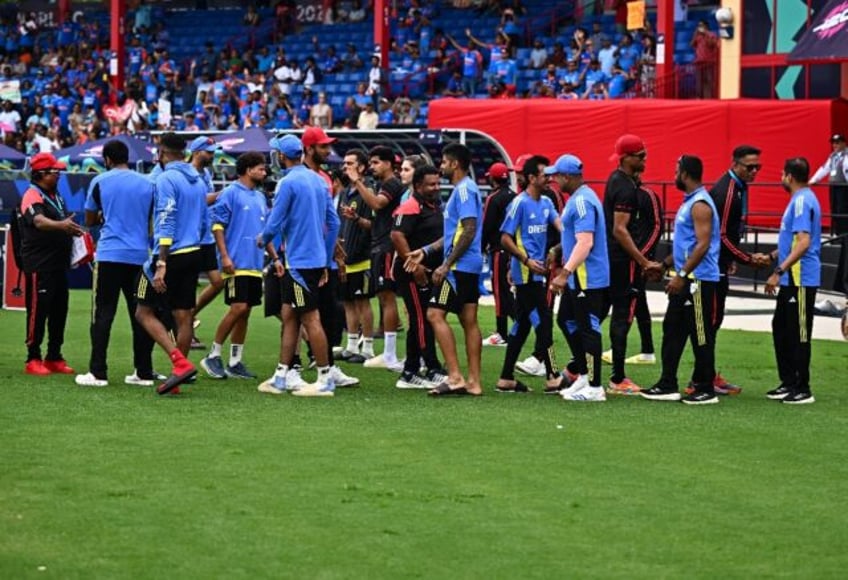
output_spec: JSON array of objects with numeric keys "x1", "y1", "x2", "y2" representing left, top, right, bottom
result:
[{"x1": 482, "y1": 333, "x2": 508, "y2": 347}]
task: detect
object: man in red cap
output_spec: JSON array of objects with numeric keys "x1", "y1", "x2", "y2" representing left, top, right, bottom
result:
[
  {"x1": 18, "y1": 153, "x2": 84, "y2": 375},
  {"x1": 602, "y1": 134, "x2": 663, "y2": 396},
  {"x1": 481, "y1": 160, "x2": 516, "y2": 346},
  {"x1": 301, "y1": 125, "x2": 359, "y2": 387}
]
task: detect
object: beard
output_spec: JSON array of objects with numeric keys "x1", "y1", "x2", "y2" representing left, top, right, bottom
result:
[
  {"x1": 675, "y1": 177, "x2": 686, "y2": 192},
  {"x1": 781, "y1": 180, "x2": 791, "y2": 193}
]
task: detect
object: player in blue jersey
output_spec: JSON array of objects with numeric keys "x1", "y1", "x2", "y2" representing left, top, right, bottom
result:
[
  {"x1": 200, "y1": 152, "x2": 271, "y2": 381},
  {"x1": 134, "y1": 133, "x2": 210, "y2": 395},
  {"x1": 408, "y1": 143, "x2": 484, "y2": 396},
  {"x1": 494, "y1": 156, "x2": 562, "y2": 393},
  {"x1": 75, "y1": 140, "x2": 160, "y2": 388},
  {"x1": 547, "y1": 155, "x2": 610, "y2": 402},
  {"x1": 642, "y1": 155, "x2": 721, "y2": 405},
  {"x1": 763, "y1": 158, "x2": 822, "y2": 404},
  {"x1": 187, "y1": 136, "x2": 225, "y2": 351},
  {"x1": 258, "y1": 135, "x2": 341, "y2": 397}
]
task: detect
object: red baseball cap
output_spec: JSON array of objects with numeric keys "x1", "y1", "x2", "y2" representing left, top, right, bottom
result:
[
  {"x1": 610, "y1": 134, "x2": 646, "y2": 162},
  {"x1": 486, "y1": 162, "x2": 511, "y2": 180},
  {"x1": 302, "y1": 126, "x2": 337, "y2": 148},
  {"x1": 30, "y1": 152, "x2": 67, "y2": 172},
  {"x1": 513, "y1": 153, "x2": 533, "y2": 172}
]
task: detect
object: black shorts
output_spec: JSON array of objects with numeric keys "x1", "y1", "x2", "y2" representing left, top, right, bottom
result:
[
  {"x1": 200, "y1": 243, "x2": 218, "y2": 272},
  {"x1": 430, "y1": 271, "x2": 480, "y2": 314},
  {"x1": 224, "y1": 275, "x2": 263, "y2": 307},
  {"x1": 263, "y1": 268, "x2": 284, "y2": 318},
  {"x1": 370, "y1": 251, "x2": 396, "y2": 293},
  {"x1": 281, "y1": 268, "x2": 323, "y2": 313},
  {"x1": 136, "y1": 250, "x2": 201, "y2": 311},
  {"x1": 341, "y1": 269, "x2": 373, "y2": 300}
]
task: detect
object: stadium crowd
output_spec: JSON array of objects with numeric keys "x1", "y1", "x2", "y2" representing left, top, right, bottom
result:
[
  {"x1": 14, "y1": 127, "x2": 827, "y2": 405},
  {"x1": 0, "y1": 1, "x2": 718, "y2": 155}
]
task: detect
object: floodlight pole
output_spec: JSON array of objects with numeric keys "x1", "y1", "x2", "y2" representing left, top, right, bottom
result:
[
  {"x1": 109, "y1": 0, "x2": 127, "y2": 105},
  {"x1": 374, "y1": 0, "x2": 390, "y2": 71}
]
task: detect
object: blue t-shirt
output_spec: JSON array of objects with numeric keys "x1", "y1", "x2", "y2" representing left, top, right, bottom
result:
[
  {"x1": 672, "y1": 186, "x2": 720, "y2": 282},
  {"x1": 443, "y1": 175, "x2": 483, "y2": 274},
  {"x1": 560, "y1": 184, "x2": 609, "y2": 290},
  {"x1": 778, "y1": 187, "x2": 821, "y2": 287},
  {"x1": 210, "y1": 181, "x2": 268, "y2": 275},
  {"x1": 500, "y1": 192, "x2": 557, "y2": 285},
  {"x1": 462, "y1": 50, "x2": 480, "y2": 78},
  {"x1": 85, "y1": 168, "x2": 155, "y2": 265}
]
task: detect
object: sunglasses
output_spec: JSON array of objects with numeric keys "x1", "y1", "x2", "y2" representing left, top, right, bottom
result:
[{"x1": 740, "y1": 163, "x2": 762, "y2": 171}]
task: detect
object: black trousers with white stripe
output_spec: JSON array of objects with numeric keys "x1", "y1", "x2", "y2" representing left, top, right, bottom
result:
[
  {"x1": 772, "y1": 286, "x2": 816, "y2": 393},
  {"x1": 658, "y1": 279, "x2": 717, "y2": 393}
]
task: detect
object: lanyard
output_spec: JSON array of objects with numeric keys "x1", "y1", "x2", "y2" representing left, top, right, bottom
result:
[{"x1": 31, "y1": 183, "x2": 65, "y2": 217}]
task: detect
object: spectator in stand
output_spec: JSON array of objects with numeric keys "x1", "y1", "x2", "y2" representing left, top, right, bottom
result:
[
  {"x1": 270, "y1": 91, "x2": 296, "y2": 130},
  {"x1": 309, "y1": 91, "x2": 332, "y2": 128},
  {"x1": 529, "y1": 39, "x2": 548, "y2": 69},
  {"x1": 367, "y1": 55, "x2": 383, "y2": 107},
  {"x1": 393, "y1": 97, "x2": 419, "y2": 125},
  {"x1": 589, "y1": 21, "x2": 605, "y2": 48},
  {"x1": 378, "y1": 98, "x2": 394, "y2": 124},
  {"x1": 558, "y1": 82, "x2": 580, "y2": 100},
  {"x1": 0, "y1": 99, "x2": 21, "y2": 135},
  {"x1": 490, "y1": 50, "x2": 518, "y2": 93},
  {"x1": 546, "y1": 42, "x2": 568, "y2": 68},
  {"x1": 357, "y1": 101, "x2": 379, "y2": 129},
  {"x1": 273, "y1": 56, "x2": 300, "y2": 97},
  {"x1": 342, "y1": 43, "x2": 363, "y2": 70},
  {"x1": 134, "y1": 0, "x2": 152, "y2": 34},
  {"x1": 443, "y1": 70, "x2": 465, "y2": 97},
  {"x1": 466, "y1": 27, "x2": 510, "y2": 86},
  {"x1": 32, "y1": 124, "x2": 61, "y2": 153},
  {"x1": 581, "y1": 58, "x2": 608, "y2": 95},
  {"x1": 539, "y1": 64, "x2": 562, "y2": 94},
  {"x1": 597, "y1": 35, "x2": 617, "y2": 76},
  {"x1": 501, "y1": 7, "x2": 521, "y2": 52},
  {"x1": 427, "y1": 47, "x2": 454, "y2": 93},
  {"x1": 585, "y1": 81, "x2": 609, "y2": 100},
  {"x1": 348, "y1": 0, "x2": 367, "y2": 23},
  {"x1": 615, "y1": 33, "x2": 641, "y2": 74},
  {"x1": 447, "y1": 33, "x2": 482, "y2": 96},
  {"x1": 315, "y1": 39, "x2": 343, "y2": 75},
  {"x1": 608, "y1": 68, "x2": 631, "y2": 99},
  {"x1": 691, "y1": 19, "x2": 718, "y2": 99},
  {"x1": 243, "y1": 5, "x2": 260, "y2": 27}
]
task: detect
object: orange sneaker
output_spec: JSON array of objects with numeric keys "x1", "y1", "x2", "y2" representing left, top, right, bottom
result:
[
  {"x1": 25, "y1": 359, "x2": 51, "y2": 376},
  {"x1": 44, "y1": 359, "x2": 75, "y2": 374},
  {"x1": 714, "y1": 373, "x2": 741, "y2": 396},
  {"x1": 607, "y1": 377, "x2": 642, "y2": 396}
]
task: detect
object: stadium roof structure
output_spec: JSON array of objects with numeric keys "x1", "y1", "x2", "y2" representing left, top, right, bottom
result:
[{"x1": 787, "y1": 0, "x2": 848, "y2": 63}]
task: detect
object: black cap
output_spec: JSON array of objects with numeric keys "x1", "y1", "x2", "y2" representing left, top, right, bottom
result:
[{"x1": 832, "y1": 134, "x2": 845, "y2": 143}]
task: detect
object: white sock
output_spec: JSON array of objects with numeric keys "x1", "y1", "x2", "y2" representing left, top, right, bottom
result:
[
  {"x1": 229, "y1": 344, "x2": 243, "y2": 366},
  {"x1": 318, "y1": 366, "x2": 331, "y2": 380},
  {"x1": 384, "y1": 332, "x2": 397, "y2": 361},
  {"x1": 275, "y1": 363, "x2": 288, "y2": 377},
  {"x1": 346, "y1": 332, "x2": 358, "y2": 352},
  {"x1": 209, "y1": 342, "x2": 222, "y2": 358},
  {"x1": 362, "y1": 337, "x2": 375, "y2": 357}
]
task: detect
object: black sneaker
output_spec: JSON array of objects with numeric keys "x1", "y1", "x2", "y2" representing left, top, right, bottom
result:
[
  {"x1": 782, "y1": 391, "x2": 815, "y2": 405},
  {"x1": 347, "y1": 353, "x2": 367, "y2": 364},
  {"x1": 766, "y1": 385, "x2": 792, "y2": 400},
  {"x1": 681, "y1": 391, "x2": 719, "y2": 405},
  {"x1": 640, "y1": 385, "x2": 681, "y2": 401}
]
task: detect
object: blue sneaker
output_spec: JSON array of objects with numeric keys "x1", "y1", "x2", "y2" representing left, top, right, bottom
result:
[
  {"x1": 200, "y1": 355, "x2": 227, "y2": 379},
  {"x1": 226, "y1": 361, "x2": 257, "y2": 379}
]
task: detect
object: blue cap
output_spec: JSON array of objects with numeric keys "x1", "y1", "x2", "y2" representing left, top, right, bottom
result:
[
  {"x1": 544, "y1": 154, "x2": 583, "y2": 176},
  {"x1": 188, "y1": 136, "x2": 219, "y2": 153},
  {"x1": 269, "y1": 134, "x2": 303, "y2": 159}
]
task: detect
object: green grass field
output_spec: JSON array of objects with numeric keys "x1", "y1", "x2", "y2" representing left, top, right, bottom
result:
[{"x1": 1, "y1": 290, "x2": 847, "y2": 579}]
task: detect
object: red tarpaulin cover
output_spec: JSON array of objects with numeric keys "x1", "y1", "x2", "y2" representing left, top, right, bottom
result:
[{"x1": 429, "y1": 98, "x2": 848, "y2": 226}]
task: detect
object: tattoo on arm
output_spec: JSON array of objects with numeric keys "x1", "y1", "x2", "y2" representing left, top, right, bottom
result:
[{"x1": 445, "y1": 218, "x2": 476, "y2": 267}]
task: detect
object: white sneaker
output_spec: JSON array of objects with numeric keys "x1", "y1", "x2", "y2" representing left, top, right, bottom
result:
[
  {"x1": 125, "y1": 370, "x2": 163, "y2": 386},
  {"x1": 482, "y1": 332, "x2": 508, "y2": 346},
  {"x1": 292, "y1": 377, "x2": 335, "y2": 397},
  {"x1": 285, "y1": 368, "x2": 307, "y2": 391},
  {"x1": 192, "y1": 318, "x2": 201, "y2": 330},
  {"x1": 562, "y1": 384, "x2": 607, "y2": 402},
  {"x1": 258, "y1": 373, "x2": 287, "y2": 395},
  {"x1": 75, "y1": 372, "x2": 108, "y2": 387},
  {"x1": 515, "y1": 355, "x2": 545, "y2": 377},
  {"x1": 601, "y1": 349, "x2": 613, "y2": 364},
  {"x1": 385, "y1": 358, "x2": 405, "y2": 373},
  {"x1": 559, "y1": 374, "x2": 589, "y2": 398},
  {"x1": 363, "y1": 353, "x2": 387, "y2": 368},
  {"x1": 625, "y1": 353, "x2": 656, "y2": 365},
  {"x1": 396, "y1": 371, "x2": 433, "y2": 389},
  {"x1": 332, "y1": 345, "x2": 345, "y2": 356},
  {"x1": 330, "y1": 365, "x2": 359, "y2": 387}
]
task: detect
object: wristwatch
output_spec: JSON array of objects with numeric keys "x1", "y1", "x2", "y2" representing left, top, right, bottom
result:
[
  {"x1": 677, "y1": 270, "x2": 688, "y2": 279},
  {"x1": 774, "y1": 266, "x2": 784, "y2": 276}
]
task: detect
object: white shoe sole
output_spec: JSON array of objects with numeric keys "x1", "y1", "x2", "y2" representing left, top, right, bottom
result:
[
  {"x1": 200, "y1": 358, "x2": 227, "y2": 379},
  {"x1": 75, "y1": 373, "x2": 108, "y2": 387},
  {"x1": 681, "y1": 397, "x2": 719, "y2": 405},
  {"x1": 640, "y1": 392, "x2": 682, "y2": 401},
  {"x1": 291, "y1": 389, "x2": 334, "y2": 397},
  {"x1": 782, "y1": 396, "x2": 815, "y2": 405},
  {"x1": 624, "y1": 354, "x2": 656, "y2": 365},
  {"x1": 124, "y1": 376, "x2": 154, "y2": 386},
  {"x1": 515, "y1": 364, "x2": 545, "y2": 377},
  {"x1": 257, "y1": 380, "x2": 285, "y2": 395}
]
